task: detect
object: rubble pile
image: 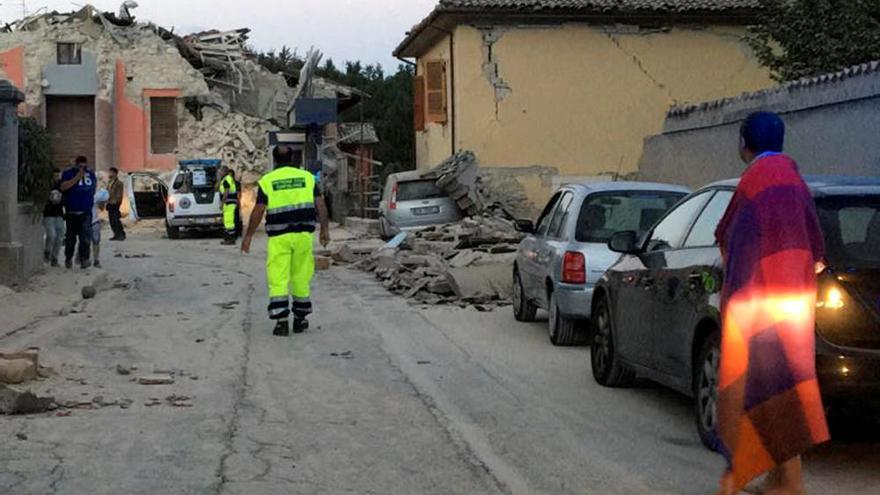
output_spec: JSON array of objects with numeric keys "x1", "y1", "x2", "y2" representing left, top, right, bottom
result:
[
  {"x1": 421, "y1": 151, "x2": 535, "y2": 220},
  {"x1": 178, "y1": 107, "x2": 278, "y2": 181},
  {"x1": 358, "y1": 215, "x2": 523, "y2": 306}
]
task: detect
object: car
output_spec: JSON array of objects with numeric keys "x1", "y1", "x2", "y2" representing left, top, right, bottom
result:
[
  {"x1": 511, "y1": 182, "x2": 690, "y2": 346},
  {"x1": 591, "y1": 176, "x2": 880, "y2": 449},
  {"x1": 127, "y1": 159, "x2": 225, "y2": 239},
  {"x1": 378, "y1": 171, "x2": 462, "y2": 239}
]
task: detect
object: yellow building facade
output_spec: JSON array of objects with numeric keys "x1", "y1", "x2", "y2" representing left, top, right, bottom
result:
[{"x1": 395, "y1": 1, "x2": 774, "y2": 208}]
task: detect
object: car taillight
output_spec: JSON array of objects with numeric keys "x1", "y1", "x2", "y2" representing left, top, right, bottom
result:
[
  {"x1": 167, "y1": 196, "x2": 175, "y2": 213},
  {"x1": 562, "y1": 251, "x2": 586, "y2": 284},
  {"x1": 389, "y1": 183, "x2": 398, "y2": 210}
]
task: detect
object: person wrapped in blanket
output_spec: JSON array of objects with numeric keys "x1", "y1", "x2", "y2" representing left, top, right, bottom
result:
[{"x1": 714, "y1": 111, "x2": 829, "y2": 495}]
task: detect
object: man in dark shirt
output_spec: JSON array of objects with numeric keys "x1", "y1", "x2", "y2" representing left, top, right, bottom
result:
[
  {"x1": 60, "y1": 156, "x2": 97, "y2": 269},
  {"x1": 43, "y1": 168, "x2": 65, "y2": 267},
  {"x1": 107, "y1": 167, "x2": 126, "y2": 241}
]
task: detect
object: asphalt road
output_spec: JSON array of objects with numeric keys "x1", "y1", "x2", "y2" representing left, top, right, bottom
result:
[{"x1": 1, "y1": 230, "x2": 877, "y2": 494}]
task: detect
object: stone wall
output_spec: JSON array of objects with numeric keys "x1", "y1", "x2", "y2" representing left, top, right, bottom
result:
[
  {"x1": 639, "y1": 62, "x2": 880, "y2": 188},
  {"x1": 0, "y1": 80, "x2": 42, "y2": 284}
]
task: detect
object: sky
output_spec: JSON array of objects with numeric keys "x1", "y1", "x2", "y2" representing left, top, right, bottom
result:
[{"x1": 0, "y1": 0, "x2": 438, "y2": 72}]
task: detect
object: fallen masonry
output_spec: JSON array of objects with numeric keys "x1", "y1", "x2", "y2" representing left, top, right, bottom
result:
[{"x1": 356, "y1": 215, "x2": 522, "y2": 307}]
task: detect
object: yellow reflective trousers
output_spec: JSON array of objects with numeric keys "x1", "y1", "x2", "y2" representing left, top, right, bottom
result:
[{"x1": 266, "y1": 232, "x2": 314, "y2": 320}]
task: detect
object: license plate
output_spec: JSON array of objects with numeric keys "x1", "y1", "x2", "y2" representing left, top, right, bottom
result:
[
  {"x1": 195, "y1": 217, "x2": 218, "y2": 225},
  {"x1": 412, "y1": 206, "x2": 440, "y2": 215}
]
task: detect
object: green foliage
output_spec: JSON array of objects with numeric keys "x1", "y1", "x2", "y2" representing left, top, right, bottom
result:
[
  {"x1": 17, "y1": 116, "x2": 54, "y2": 205},
  {"x1": 255, "y1": 49, "x2": 416, "y2": 176},
  {"x1": 747, "y1": 0, "x2": 880, "y2": 82}
]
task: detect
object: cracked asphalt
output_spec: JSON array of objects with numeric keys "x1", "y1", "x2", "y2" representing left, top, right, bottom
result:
[{"x1": 1, "y1": 229, "x2": 878, "y2": 494}]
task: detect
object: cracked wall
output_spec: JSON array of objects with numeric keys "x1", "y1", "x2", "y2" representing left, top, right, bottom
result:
[
  {"x1": 479, "y1": 27, "x2": 512, "y2": 114},
  {"x1": 415, "y1": 23, "x2": 772, "y2": 206}
]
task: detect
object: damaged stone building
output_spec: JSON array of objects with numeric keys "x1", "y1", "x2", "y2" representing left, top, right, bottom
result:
[
  {"x1": 0, "y1": 4, "x2": 379, "y2": 205},
  {"x1": 394, "y1": 0, "x2": 775, "y2": 209}
]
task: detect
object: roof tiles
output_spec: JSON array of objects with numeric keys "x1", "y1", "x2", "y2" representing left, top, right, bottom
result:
[{"x1": 438, "y1": 0, "x2": 760, "y2": 12}]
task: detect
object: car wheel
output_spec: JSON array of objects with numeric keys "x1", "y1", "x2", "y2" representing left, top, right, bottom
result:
[
  {"x1": 513, "y1": 269, "x2": 537, "y2": 322},
  {"x1": 166, "y1": 221, "x2": 180, "y2": 239},
  {"x1": 590, "y1": 296, "x2": 635, "y2": 387},
  {"x1": 694, "y1": 330, "x2": 721, "y2": 451},
  {"x1": 548, "y1": 290, "x2": 578, "y2": 346}
]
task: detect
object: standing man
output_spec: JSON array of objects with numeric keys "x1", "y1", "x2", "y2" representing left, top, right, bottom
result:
[
  {"x1": 107, "y1": 167, "x2": 126, "y2": 241},
  {"x1": 43, "y1": 168, "x2": 65, "y2": 267},
  {"x1": 60, "y1": 156, "x2": 97, "y2": 269},
  {"x1": 218, "y1": 165, "x2": 238, "y2": 245},
  {"x1": 241, "y1": 145, "x2": 330, "y2": 336},
  {"x1": 714, "y1": 112, "x2": 828, "y2": 495}
]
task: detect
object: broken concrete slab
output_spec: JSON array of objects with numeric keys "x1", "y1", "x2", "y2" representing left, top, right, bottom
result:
[
  {"x1": 315, "y1": 256, "x2": 332, "y2": 271},
  {"x1": 445, "y1": 263, "x2": 513, "y2": 301},
  {"x1": 0, "y1": 385, "x2": 54, "y2": 415}
]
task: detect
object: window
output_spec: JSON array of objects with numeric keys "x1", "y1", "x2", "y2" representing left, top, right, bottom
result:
[
  {"x1": 684, "y1": 190, "x2": 734, "y2": 248},
  {"x1": 575, "y1": 191, "x2": 686, "y2": 243},
  {"x1": 424, "y1": 60, "x2": 447, "y2": 124},
  {"x1": 413, "y1": 75, "x2": 426, "y2": 131},
  {"x1": 817, "y1": 196, "x2": 880, "y2": 268},
  {"x1": 536, "y1": 192, "x2": 562, "y2": 236},
  {"x1": 57, "y1": 43, "x2": 81, "y2": 65},
  {"x1": 396, "y1": 180, "x2": 446, "y2": 201},
  {"x1": 647, "y1": 191, "x2": 712, "y2": 252},
  {"x1": 548, "y1": 192, "x2": 573, "y2": 239},
  {"x1": 150, "y1": 97, "x2": 178, "y2": 154}
]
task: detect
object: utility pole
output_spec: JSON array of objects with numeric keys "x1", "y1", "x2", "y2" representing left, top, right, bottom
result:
[{"x1": 20, "y1": 0, "x2": 27, "y2": 17}]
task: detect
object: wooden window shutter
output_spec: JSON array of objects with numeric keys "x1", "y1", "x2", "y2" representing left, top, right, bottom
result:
[
  {"x1": 424, "y1": 60, "x2": 447, "y2": 124},
  {"x1": 150, "y1": 97, "x2": 178, "y2": 154},
  {"x1": 413, "y1": 75, "x2": 426, "y2": 132}
]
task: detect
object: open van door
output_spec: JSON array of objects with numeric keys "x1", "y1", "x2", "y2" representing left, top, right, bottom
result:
[{"x1": 126, "y1": 172, "x2": 168, "y2": 221}]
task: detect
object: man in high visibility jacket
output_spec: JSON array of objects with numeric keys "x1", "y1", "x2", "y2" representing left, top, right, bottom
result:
[
  {"x1": 241, "y1": 145, "x2": 330, "y2": 336},
  {"x1": 218, "y1": 166, "x2": 239, "y2": 245}
]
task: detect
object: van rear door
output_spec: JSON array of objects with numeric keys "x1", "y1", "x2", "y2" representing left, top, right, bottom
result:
[{"x1": 126, "y1": 172, "x2": 167, "y2": 220}]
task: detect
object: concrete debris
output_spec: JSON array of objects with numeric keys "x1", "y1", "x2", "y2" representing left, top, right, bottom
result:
[
  {"x1": 0, "y1": 385, "x2": 55, "y2": 415},
  {"x1": 0, "y1": 349, "x2": 40, "y2": 385},
  {"x1": 357, "y1": 214, "x2": 523, "y2": 306},
  {"x1": 116, "y1": 364, "x2": 132, "y2": 375},
  {"x1": 82, "y1": 286, "x2": 97, "y2": 299},
  {"x1": 137, "y1": 375, "x2": 175, "y2": 385},
  {"x1": 420, "y1": 151, "x2": 515, "y2": 219},
  {"x1": 315, "y1": 256, "x2": 333, "y2": 271},
  {"x1": 178, "y1": 107, "x2": 278, "y2": 182}
]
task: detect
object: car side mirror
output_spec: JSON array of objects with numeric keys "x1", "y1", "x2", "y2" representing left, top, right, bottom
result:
[
  {"x1": 514, "y1": 219, "x2": 535, "y2": 234},
  {"x1": 609, "y1": 231, "x2": 639, "y2": 254}
]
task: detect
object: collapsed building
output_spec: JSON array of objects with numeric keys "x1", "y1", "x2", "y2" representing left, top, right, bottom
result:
[{"x1": 0, "y1": 3, "x2": 379, "y2": 213}]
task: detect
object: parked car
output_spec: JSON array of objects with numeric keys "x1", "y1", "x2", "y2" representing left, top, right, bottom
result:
[
  {"x1": 127, "y1": 159, "x2": 224, "y2": 239},
  {"x1": 591, "y1": 176, "x2": 880, "y2": 449},
  {"x1": 511, "y1": 182, "x2": 690, "y2": 345},
  {"x1": 378, "y1": 171, "x2": 462, "y2": 239}
]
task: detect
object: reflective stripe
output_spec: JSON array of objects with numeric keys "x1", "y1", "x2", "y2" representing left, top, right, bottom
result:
[
  {"x1": 267, "y1": 203, "x2": 315, "y2": 215},
  {"x1": 269, "y1": 296, "x2": 288, "y2": 304},
  {"x1": 292, "y1": 297, "x2": 310, "y2": 304}
]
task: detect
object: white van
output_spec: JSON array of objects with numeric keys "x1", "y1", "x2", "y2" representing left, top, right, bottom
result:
[{"x1": 127, "y1": 159, "x2": 225, "y2": 239}]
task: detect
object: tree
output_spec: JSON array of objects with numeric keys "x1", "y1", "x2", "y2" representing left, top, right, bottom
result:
[
  {"x1": 747, "y1": 0, "x2": 880, "y2": 82},
  {"x1": 18, "y1": 117, "x2": 54, "y2": 205}
]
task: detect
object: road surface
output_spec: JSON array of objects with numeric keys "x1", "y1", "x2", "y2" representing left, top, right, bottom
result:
[{"x1": 1, "y1": 229, "x2": 877, "y2": 494}]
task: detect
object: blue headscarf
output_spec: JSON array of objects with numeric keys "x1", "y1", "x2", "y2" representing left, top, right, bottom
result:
[{"x1": 740, "y1": 111, "x2": 785, "y2": 154}]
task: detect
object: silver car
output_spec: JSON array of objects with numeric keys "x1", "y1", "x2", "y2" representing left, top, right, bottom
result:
[
  {"x1": 378, "y1": 171, "x2": 462, "y2": 239},
  {"x1": 512, "y1": 182, "x2": 691, "y2": 345}
]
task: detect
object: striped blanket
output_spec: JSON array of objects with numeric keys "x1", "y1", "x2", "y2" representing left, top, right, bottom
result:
[{"x1": 714, "y1": 153, "x2": 830, "y2": 493}]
